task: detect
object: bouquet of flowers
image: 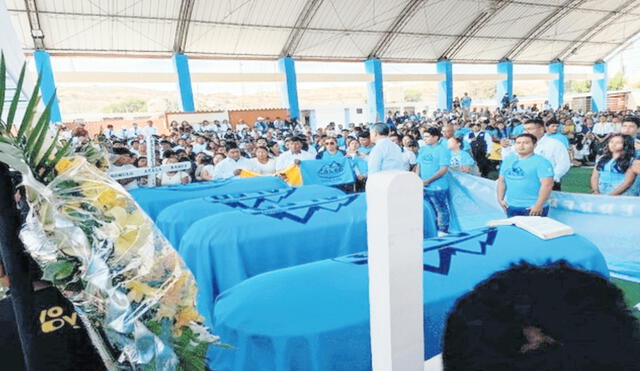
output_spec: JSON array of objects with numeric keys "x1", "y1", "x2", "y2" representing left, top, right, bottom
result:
[{"x1": 0, "y1": 54, "x2": 220, "y2": 370}]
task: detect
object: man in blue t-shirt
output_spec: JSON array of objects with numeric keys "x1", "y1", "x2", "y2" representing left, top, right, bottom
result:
[
  {"x1": 545, "y1": 120, "x2": 570, "y2": 149},
  {"x1": 497, "y1": 133, "x2": 554, "y2": 217},
  {"x1": 357, "y1": 131, "x2": 375, "y2": 155},
  {"x1": 415, "y1": 127, "x2": 451, "y2": 234}
]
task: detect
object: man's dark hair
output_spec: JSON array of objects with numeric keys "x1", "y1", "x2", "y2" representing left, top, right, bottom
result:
[
  {"x1": 226, "y1": 142, "x2": 239, "y2": 151},
  {"x1": 426, "y1": 127, "x2": 442, "y2": 138},
  {"x1": 545, "y1": 119, "x2": 560, "y2": 127},
  {"x1": 372, "y1": 123, "x2": 390, "y2": 136},
  {"x1": 443, "y1": 261, "x2": 640, "y2": 371},
  {"x1": 516, "y1": 133, "x2": 538, "y2": 145},
  {"x1": 358, "y1": 130, "x2": 370, "y2": 139},
  {"x1": 623, "y1": 115, "x2": 640, "y2": 128},
  {"x1": 524, "y1": 118, "x2": 545, "y2": 127},
  {"x1": 112, "y1": 147, "x2": 132, "y2": 156}
]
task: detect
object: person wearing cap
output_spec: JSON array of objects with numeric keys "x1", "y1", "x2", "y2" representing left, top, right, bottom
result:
[
  {"x1": 367, "y1": 123, "x2": 404, "y2": 175},
  {"x1": 275, "y1": 136, "x2": 315, "y2": 171}
]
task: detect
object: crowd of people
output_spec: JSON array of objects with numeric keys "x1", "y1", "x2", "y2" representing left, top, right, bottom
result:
[{"x1": 58, "y1": 102, "x2": 640, "y2": 234}]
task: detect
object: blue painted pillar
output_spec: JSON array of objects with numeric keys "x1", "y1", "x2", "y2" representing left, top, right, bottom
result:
[
  {"x1": 364, "y1": 58, "x2": 384, "y2": 123},
  {"x1": 33, "y1": 50, "x2": 62, "y2": 123},
  {"x1": 436, "y1": 59, "x2": 453, "y2": 111},
  {"x1": 277, "y1": 57, "x2": 300, "y2": 120},
  {"x1": 591, "y1": 61, "x2": 607, "y2": 112},
  {"x1": 548, "y1": 60, "x2": 564, "y2": 109},
  {"x1": 496, "y1": 59, "x2": 513, "y2": 106},
  {"x1": 172, "y1": 53, "x2": 195, "y2": 112}
]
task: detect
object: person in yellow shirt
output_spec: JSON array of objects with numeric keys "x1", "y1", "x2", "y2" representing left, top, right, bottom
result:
[{"x1": 487, "y1": 137, "x2": 503, "y2": 177}]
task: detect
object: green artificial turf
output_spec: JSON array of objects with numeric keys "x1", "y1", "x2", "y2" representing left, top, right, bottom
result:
[
  {"x1": 613, "y1": 278, "x2": 640, "y2": 321},
  {"x1": 560, "y1": 166, "x2": 594, "y2": 194}
]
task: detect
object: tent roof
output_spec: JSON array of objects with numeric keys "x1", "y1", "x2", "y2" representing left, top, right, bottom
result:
[{"x1": 6, "y1": 0, "x2": 640, "y2": 65}]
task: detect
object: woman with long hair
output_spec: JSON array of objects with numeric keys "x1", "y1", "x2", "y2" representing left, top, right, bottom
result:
[{"x1": 590, "y1": 134, "x2": 636, "y2": 195}]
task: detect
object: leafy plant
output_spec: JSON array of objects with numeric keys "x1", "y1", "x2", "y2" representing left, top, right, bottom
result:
[{"x1": 0, "y1": 52, "x2": 71, "y2": 184}]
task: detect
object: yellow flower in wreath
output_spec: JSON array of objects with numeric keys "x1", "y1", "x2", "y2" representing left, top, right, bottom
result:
[
  {"x1": 174, "y1": 306, "x2": 203, "y2": 336},
  {"x1": 112, "y1": 209, "x2": 152, "y2": 258},
  {"x1": 54, "y1": 157, "x2": 82, "y2": 174},
  {"x1": 126, "y1": 280, "x2": 159, "y2": 302}
]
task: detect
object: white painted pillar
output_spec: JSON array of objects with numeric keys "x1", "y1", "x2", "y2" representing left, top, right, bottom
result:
[{"x1": 366, "y1": 171, "x2": 424, "y2": 371}]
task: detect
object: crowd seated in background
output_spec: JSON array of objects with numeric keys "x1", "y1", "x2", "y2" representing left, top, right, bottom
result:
[{"x1": 56, "y1": 104, "x2": 640, "y2": 200}]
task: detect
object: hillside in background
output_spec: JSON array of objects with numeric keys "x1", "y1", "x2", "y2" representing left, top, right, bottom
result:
[{"x1": 57, "y1": 80, "x2": 553, "y2": 119}]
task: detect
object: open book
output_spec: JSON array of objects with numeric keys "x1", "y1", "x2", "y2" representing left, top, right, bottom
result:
[{"x1": 487, "y1": 216, "x2": 574, "y2": 240}]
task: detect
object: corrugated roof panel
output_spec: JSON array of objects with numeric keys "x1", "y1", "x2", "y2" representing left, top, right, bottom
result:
[
  {"x1": 307, "y1": 0, "x2": 404, "y2": 32},
  {"x1": 401, "y1": 0, "x2": 488, "y2": 36},
  {"x1": 4, "y1": 0, "x2": 25, "y2": 10},
  {"x1": 294, "y1": 30, "x2": 382, "y2": 59},
  {"x1": 187, "y1": 24, "x2": 290, "y2": 57},
  {"x1": 38, "y1": 14, "x2": 175, "y2": 52},
  {"x1": 3, "y1": 0, "x2": 638, "y2": 64},
  {"x1": 579, "y1": 0, "x2": 635, "y2": 12},
  {"x1": 565, "y1": 42, "x2": 618, "y2": 63},
  {"x1": 191, "y1": 0, "x2": 307, "y2": 28},
  {"x1": 34, "y1": 0, "x2": 183, "y2": 19},
  {"x1": 8, "y1": 12, "x2": 32, "y2": 50},
  {"x1": 537, "y1": 9, "x2": 601, "y2": 41},
  {"x1": 589, "y1": 14, "x2": 640, "y2": 44},
  {"x1": 380, "y1": 35, "x2": 455, "y2": 61},
  {"x1": 475, "y1": 3, "x2": 555, "y2": 39},
  {"x1": 454, "y1": 38, "x2": 519, "y2": 61},
  {"x1": 514, "y1": 40, "x2": 573, "y2": 62},
  {"x1": 38, "y1": 0, "x2": 104, "y2": 15}
]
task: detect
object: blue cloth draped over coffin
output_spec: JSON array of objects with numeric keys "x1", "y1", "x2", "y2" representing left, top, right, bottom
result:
[
  {"x1": 130, "y1": 176, "x2": 289, "y2": 221},
  {"x1": 209, "y1": 226, "x2": 609, "y2": 371},
  {"x1": 448, "y1": 171, "x2": 640, "y2": 282},
  {"x1": 156, "y1": 185, "x2": 346, "y2": 248},
  {"x1": 300, "y1": 158, "x2": 355, "y2": 186},
  {"x1": 179, "y1": 194, "x2": 371, "y2": 326}
]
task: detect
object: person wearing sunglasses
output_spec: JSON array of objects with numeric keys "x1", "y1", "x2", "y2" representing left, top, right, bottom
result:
[{"x1": 316, "y1": 138, "x2": 345, "y2": 161}]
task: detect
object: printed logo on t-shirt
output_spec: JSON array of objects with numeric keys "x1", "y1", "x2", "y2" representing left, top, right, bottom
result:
[
  {"x1": 421, "y1": 154, "x2": 434, "y2": 162},
  {"x1": 504, "y1": 162, "x2": 526, "y2": 179},
  {"x1": 39, "y1": 306, "x2": 81, "y2": 333}
]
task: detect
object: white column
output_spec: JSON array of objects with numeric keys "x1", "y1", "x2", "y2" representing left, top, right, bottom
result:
[{"x1": 367, "y1": 171, "x2": 424, "y2": 371}]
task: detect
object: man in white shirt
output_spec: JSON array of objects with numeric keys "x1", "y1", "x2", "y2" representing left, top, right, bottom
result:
[
  {"x1": 192, "y1": 135, "x2": 208, "y2": 154},
  {"x1": 401, "y1": 134, "x2": 417, "y2": 171},
  {"x1": 103, "y1": 124, "x2": 116, "y2": 139},
  {"x1": 275, "y1": 136, "x2": 315, "y2": 171},
  {"x1": 129, "y1": 122, "x2": 141, "y2": 138},
  {"x1": 118, "y1": 127, "x2": 130, "y2": 140},
  {"x1": 212, "y1": 144, "x2": 252, "y2": 180},
  {"x1": 368, "y1": 123, "x2": 404, "y2": 174},
  {"x1": 142, "y1": 120, "x2": 158, "y2": 138}
]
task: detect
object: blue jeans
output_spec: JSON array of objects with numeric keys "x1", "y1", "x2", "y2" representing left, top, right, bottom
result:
[
  {"x1": 424, "y1": 189, "x2": 450, "y2": 233},
  {"x1": 506, "y1": 206, "x2": 549, "y2": 217}
]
